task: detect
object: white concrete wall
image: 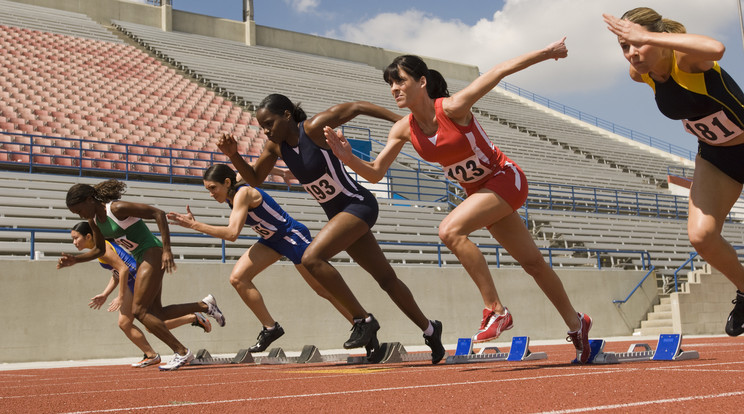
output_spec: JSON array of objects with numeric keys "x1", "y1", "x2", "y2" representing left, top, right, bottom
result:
[
  {"x1": 1, "y1": 260, "x2": 653, "y2": 363},
  {"x1": 671, "y1": 264, "x2": 738, "y2": 334}
]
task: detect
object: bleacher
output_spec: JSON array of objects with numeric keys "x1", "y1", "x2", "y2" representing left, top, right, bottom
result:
[{"x1": 1, "y1": 0, "x2": 742, "y2": 295}]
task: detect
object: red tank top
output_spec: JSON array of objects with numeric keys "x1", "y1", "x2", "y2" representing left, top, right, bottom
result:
[{"x1": 409, "y1": 98, "x2": 512, "y2": 185}]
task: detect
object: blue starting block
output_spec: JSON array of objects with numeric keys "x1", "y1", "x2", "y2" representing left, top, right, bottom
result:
[
  {"x1": 586, "y1": 334, "x2": 699, "y2": 364},
  {"x1": 446, "y1": 336, "x2": 547, "y2": 364}
]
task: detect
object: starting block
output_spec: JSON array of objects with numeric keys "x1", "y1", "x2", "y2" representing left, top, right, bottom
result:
[
  {"x1": 445, "y1": 336, "x2": 547, "y2": 364},
  {"x1": 586, "y1": 334, "x2": 699, "y2": 364},
  {"x1": 189, "y1": 348, "x2": 254, "y2": 365},
  {"x1": 256, "y1": 345, "x2": 347, "y2": 365},
  {"x1": 346, "y1": 341, "x2": 450, "y2": 364}
]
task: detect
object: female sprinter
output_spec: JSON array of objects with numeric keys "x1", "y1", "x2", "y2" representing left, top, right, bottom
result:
[
  {"x1": 66, "y1": 221, "x2": 211, "y2": 367},
  {"x1": 61, "y1": 179, "x2": 225, "y2": 370},
  {"x1": 324, "y1": 39, "x2": 593, "y2": 363},
  {"x1": 604, "y1": 7, "x2": 744, "y2": 336},
  {"x1": 217, "y1": 95, "x2": 445, "y2": 364},
  {"x1": 167, "y1": 164, "x2": 353, "y2": 352}
]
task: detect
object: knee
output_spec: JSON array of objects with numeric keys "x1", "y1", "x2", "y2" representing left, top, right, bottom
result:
[
  {"x1": 519, "y1": 255, "x2": 551, "y2": 277},
  {"x1": 229, "y1": 273, "x2": 243, "y2": 289},
  {"x1": 131, "y1": 304, "x2": 148, "y2": 322},
  {"x1": 118, "y1": 318, "x2": 133, "y2": 332},
  {"x1": 688, "y1": 225, "x2": 718, "y2": 253},
  {"x1": 438, "y1": 224, "x2": 463, "y2": 248},
  {"x1": 301, "y1": 252, "x2": 324, "y2": 274}
]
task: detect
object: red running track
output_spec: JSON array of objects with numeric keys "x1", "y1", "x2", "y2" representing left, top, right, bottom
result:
[{"x1": 1, "y1": 336, "x2": 743, "y2": 413}]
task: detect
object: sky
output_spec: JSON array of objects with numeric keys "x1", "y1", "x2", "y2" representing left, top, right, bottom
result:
[{"x1": 166, "y1": 0, "x2": 744, "y2": 155}]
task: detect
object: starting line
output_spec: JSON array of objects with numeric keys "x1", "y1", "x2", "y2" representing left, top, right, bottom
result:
[{"x1": 586, "y1": 334, "x2": 699, "y2": 364}]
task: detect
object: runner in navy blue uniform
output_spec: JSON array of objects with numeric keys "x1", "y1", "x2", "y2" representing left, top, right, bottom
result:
[
  {"x1": 218, "y1": 94, "x2": 445, "y2": 363},
  {"x1": 168, "y1": 164, "x2": 352, "y2": 352}
]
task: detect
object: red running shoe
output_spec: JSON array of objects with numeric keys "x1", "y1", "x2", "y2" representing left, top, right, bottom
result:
[
  {"x1": 473, "y1": 307, "x2": 513, "y2": 343},
  {"x1": 567, "y1": 312, "x2": 593, "y2": 363}
]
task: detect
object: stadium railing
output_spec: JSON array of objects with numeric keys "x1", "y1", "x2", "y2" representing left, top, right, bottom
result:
[
  {"x1": 496, "y1": 80, "x2": 697, "y2": 161},
  {"x1": 0, "y1": 227, "x2": 652, "y2": 270}
]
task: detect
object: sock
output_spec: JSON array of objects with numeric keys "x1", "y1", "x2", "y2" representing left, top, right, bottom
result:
[
  {"x1": 364, "y1": 315, "x2": 373, "y2": 323},
  {"x1": 423, "y1": 321, "x2": 434, "y2": 337}
]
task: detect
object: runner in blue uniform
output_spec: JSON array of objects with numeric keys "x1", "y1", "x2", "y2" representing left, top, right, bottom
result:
[
  {"x1": 168, "y1": 164, "x2": 352, "y2": 352},
  {"x1": 604, "y1": 7, "x2": 744, "y2": 335},
  {"x1": 218, "y1": 94, "x2": 445, "y2": 363},
  {"x1": 67, "y1": 221, "x2": 211, "y2": 367},
  {"x1": 61, "y1": 179, "x2": 226, "y2": 370}
]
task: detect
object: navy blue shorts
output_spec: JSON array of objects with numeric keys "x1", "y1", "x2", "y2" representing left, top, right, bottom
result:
[
  {"x1": 258, "y1": 225, "x2": 313, "y2": 265},
  {"x1": 321, "y1": 197, "x2": 379, "y2": 228}
]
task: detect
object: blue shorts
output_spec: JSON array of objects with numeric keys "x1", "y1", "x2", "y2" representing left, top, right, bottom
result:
[
  {"x1": 321, "y1": 197, "x2": 379, "y2": 228},
  {"x1": 258, "y1": 225, "x2": 313, "y2": 265}
]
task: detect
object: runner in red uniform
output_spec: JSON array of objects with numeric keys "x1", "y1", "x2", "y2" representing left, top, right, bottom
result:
[{"x1": 326, "y1": 38, "x2": 593, "y2": 363}]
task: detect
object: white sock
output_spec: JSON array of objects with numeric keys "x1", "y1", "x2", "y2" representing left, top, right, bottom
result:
[
  {"x1": 364, "y1": 315, "x2": 373, "y2": 323},
  {"x1": 423, "y1": 321, "x2": 434, "y2": 336}
]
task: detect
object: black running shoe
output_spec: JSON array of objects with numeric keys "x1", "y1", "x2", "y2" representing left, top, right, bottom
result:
[
  {"x1": 424, "y1": 320, "x2": 446, "y2": 364},
  {"x1": 725, "y1": 291, "x2": 744, "y2": 336},
  {"x1": 344, "y1": 314, "x2": 380, "y2": 349},
  {"x1": 365, "y1": 334, "x2": 383, "y2": 364},
  {"x1": 249, "y1": 322, "x2": 285, "y2": 352}
]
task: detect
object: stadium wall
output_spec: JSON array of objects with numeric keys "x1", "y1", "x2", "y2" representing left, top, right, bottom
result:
[
  {"x1": 8, "y1": 0, "x2": 480, "y2": 81},
  {"x1": 1, "y1": 260, "x2": 654, "y2": 363}
]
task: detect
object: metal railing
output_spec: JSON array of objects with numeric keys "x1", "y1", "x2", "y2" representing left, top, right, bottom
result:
[
  {"x1": 612, "y1": 265, "x2": 657, "y2": 305},
  {"x1": 496, "y1": 80, "x2": 696, "y2": 160},
  {"x1": 670, "y1": 246, "x2": 744, "y2": 293}
]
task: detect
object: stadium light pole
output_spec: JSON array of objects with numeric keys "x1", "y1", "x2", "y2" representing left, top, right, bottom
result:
[
  {"x1": 739, "y1": 0, "x2": 744, "y2": 53},
  {"x1": 243, "y1": 0, "x2": 254, "y2": 22}
]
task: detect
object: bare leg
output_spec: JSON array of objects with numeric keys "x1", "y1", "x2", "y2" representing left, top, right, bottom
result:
[
  {"x1": 118, "y1": 286, "x2": 157, "y2": 357},
  {"x1": 300, "y1": 212, "x2": 372, "y2": 319},
  {"x1": 295, "y1": 263, "x2": 354, "y2": 323},
  {"x1": 164, "y1": 314, "x2": 197, "y2": 330},
  {"x1": 688, "y1": 156, "x2": 744, "y2": 290},
  {"x1": 230, "y1": 243, "x2": 281, "y2": 328},
  {"x1": 346, "y1": 230, "x2": 429, "y2": 330}
]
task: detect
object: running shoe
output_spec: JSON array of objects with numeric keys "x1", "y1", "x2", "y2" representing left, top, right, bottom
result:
[
  {"x1": 473, "y1": 307, "x2": 513, "y2": 343},
  {"x1": 158, "y1": 349, "x2": 194, "y2": 371},
  {"x1": 131, "y1": 353, "x2": 160, "y2": 368},
  {"x1": 344, "y1": 314, "x2": 380, "y2": 349},
  {"x1": 191, "y1": 312, "x2": 212, "y2": 333},
  {"x1": 248, "y1": 322, "x2": 285, "y2": 352},
  {"x1": 202, "y1": 294, "x2": 226, "y2": 327},
  {"x1": 567, "y1": 312, "x2": 593, "y2": 364},
  {"x1": 725, "y1": 290, "x2": 744, "y2": 336},
  {"x1": 424, "y1": 320, "x2": 446, "y2": 364},
  {"x1": 365, "y1": 334, "x2": 383, "y2": 363}
]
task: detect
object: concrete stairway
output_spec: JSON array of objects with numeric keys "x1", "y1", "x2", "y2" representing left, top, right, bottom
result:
[{"x1": 634, "y1": 296, "x2": 674, "y2": 336}]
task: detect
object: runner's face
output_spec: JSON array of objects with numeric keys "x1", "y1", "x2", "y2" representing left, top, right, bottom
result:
[
  {"x1": 70, "y1": 230, "x2": 93, "y2": 250},
  {"x1": 256, "y1": 107, "x2": 291, "y2": 143},
  {"x1": 68, "y1": 198, "x2": 96, "y2": 220},
  {"x1": 204, "y1": 179, "x2": 229, "y2": 203},
  {"x1": 389, "y1": 68, "x2": 424, "y2": 109},
  {"x1": 619, "y1": 34, "x2": 664, "y2": 74}
]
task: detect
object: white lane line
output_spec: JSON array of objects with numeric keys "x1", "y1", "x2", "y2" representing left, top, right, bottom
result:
[{"x1": 535, "y1": 390, "x2": 744, "y2": 413}]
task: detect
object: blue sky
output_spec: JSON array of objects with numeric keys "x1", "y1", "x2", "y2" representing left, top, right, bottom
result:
[{"x1": 169, "y1": 0, "x2": 744, "y2": 155}]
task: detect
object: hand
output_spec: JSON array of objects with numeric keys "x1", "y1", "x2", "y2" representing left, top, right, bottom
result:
[
  {"x1": 89, "y1": 293, "x2": 107, "y2": 310},
  {"x1": 603, "y1": 13, "x2": 647, "y2": 46},
  {"x1": 167, "y1": 205, "x2": 196, "y2": 229},
  {"x1": 545, "y1": 37, "x2": 568, "y2": 61},
  {"x1": 324, "y1": 126, "x2": 353, "y2": 163},
  {"x1": 108, "y1": 296, "x2": 122, "y2": 312},
  {"x1": 217, "y1": 133, "x2": 238, "y2": 157},
  {"x1": 56, "y1": 253, "x2": 76, "y2": 269},
  {"x1": 162, "y1": 249, "x2": 176, "y2": 273}
]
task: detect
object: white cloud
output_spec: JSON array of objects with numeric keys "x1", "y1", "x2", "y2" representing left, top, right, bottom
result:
[
  {"x1": 326, "y1": 0, "x2": 740, "y2": 95},
  {"x1": 284, "y1": 0, "x2": 321, "y2": 14}
]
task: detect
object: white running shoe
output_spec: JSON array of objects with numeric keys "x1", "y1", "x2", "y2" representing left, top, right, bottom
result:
[
  {"x1": 131, "y1": 353, "x2": 160, "y2": 368},
  {"x1": 202, "y1": 294, "x2": 225, "y2": 327},
  {"x1": 158, "y1": 349, "x2": 194, "y2": 371}
]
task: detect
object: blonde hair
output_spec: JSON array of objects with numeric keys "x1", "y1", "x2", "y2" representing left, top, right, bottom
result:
[{"x1": 621, "y1": 7, "x2": 686, "y2": 34}]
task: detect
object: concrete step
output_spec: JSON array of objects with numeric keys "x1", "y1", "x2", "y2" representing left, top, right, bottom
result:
[
  {"x1": 641, "y1": 318, "x2": 673, "y2": 329},
  {"x1": 636, "y1": 326, "x2": 675, "y2": 336},
  {"x1": 647, "y1": 311, "x2": 672, "y2": 320}
]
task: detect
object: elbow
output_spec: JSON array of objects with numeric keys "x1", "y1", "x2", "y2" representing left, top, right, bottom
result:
[
  {"x1": 225, "y1": 233, "x2": 239, "y2": 242},
  {"x1": 713, "y1": 42, "x2": 726, "y2": 60}
]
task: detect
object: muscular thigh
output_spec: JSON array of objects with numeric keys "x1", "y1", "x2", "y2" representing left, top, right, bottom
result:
[
  {"x1": 689, "y1": 155, "x2": 743, "y2": 234},
  {"x1": 132, "y1": 247, "x2": 164, "y2": 310},
  {"x1": 440, "y1": 189, "x2": 516, "y2": 235},
  {"x1": 303, "y1": 212, "x2": 369, "y2": 261}
]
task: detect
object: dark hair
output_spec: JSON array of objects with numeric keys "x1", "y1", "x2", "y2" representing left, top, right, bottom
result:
[
  {"x1": 203, "y1": 164, "x2": 241, "y2": 198},
  {"x1": 258, "y1": 93, "x2": 308, "y2": 122},
  {"x1": 72, "y1": 221, "x2": 92, "y2": 236},
  {"x1": 66, "y1": 179, "x2": 127, "y2": 208},
  {"x1": 621, "y1": 7, "x2": 686, "y2": 34},
  {"x1": 383, "y1": 55, "x2": 450, "y2": 99}
]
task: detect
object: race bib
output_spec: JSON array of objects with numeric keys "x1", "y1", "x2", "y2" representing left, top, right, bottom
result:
[
  {"x1": 251, "y1": 224, "x2": 276, "y2": 239},
  {"x1": 114, "y1": 236, "x2": 139, "y2": 252},
  {"x1": 443, "y1": 154, "x2": 493, "y2": 183},
  {"x1": 302, "y1": 173, "x2": 342, "y2": 203},
  {"x1": 683, "y1": 110, "x2": 743, "y2": 144}
]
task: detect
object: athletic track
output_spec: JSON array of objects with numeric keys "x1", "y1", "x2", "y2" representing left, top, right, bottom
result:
[{"x1": 2, "y1": 336, "x2": 742, "y2": 413}]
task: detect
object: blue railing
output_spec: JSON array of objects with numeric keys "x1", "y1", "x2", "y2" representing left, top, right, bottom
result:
[
  {"x1": 612, "y1": 265, "x2": 657, "y2": 305},
  {"x1": 0, "y1": 130, "x2": 704, "y2": 221},
  {"x1": 3, "y1": 227, "x2": 651, "y2": 270},
  {"x1": 496, "y1": 80, "x2": 696, "y2": 160},
  {"x1": 671, "y1": 246, "x2": 744, "y2": 293}
]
